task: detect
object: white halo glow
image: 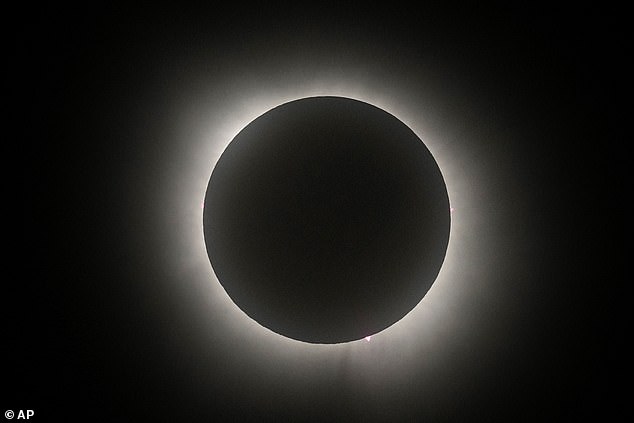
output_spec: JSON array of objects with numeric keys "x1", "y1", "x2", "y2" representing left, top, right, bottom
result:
[{"x1": 155, "y1": 72, "x2": 500, "y2": 395}]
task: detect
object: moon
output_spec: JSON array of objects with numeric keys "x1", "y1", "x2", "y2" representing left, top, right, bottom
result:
[{"x1": 203, "y1": 96, "x2": 450, "y2": 343}]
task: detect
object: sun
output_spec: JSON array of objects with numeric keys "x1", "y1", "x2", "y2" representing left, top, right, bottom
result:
[{"x1": 154, "y1": 68, "x2": 498, "y2": 390}]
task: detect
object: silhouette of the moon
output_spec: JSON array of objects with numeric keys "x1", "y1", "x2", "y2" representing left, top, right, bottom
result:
[{"x1": 203, "y1": 97, "x2": 450, "y2": 343}]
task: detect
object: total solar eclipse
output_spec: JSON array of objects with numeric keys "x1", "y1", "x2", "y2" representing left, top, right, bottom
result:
[{"x1": 203, "y1": 96, "x2": 450, "y2": 343}]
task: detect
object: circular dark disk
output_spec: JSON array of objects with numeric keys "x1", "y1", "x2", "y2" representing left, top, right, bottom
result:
[{"x1": 203, "y1": 96, "x2": 450, "y2": 343}]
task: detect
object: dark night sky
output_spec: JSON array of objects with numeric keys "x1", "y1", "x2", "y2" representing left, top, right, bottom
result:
[{"x1": 10, "y1": 4, "x2": 626, "y2": 421}]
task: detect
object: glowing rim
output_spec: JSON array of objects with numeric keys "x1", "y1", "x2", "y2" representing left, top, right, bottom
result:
[
  {"x1": 201, "y1": 92, "x2": 457, "y2": 347},
  {"x1": 156, "y1": 76, "x2": 499, "y2": 391}
]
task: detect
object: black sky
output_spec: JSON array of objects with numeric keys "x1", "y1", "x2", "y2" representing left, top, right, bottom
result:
[{"x1": 11, "y1": 4, "x2": 626, "y2": 421}]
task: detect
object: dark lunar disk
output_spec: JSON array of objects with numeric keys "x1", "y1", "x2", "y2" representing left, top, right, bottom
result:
[{"x1": 203, "y1": 96, "x2": 450, "y2": 343}]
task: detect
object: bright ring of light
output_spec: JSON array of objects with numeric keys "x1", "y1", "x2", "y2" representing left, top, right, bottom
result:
[{"x1": 158, "y1": 74, "x2": 499, "y2": 396}]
